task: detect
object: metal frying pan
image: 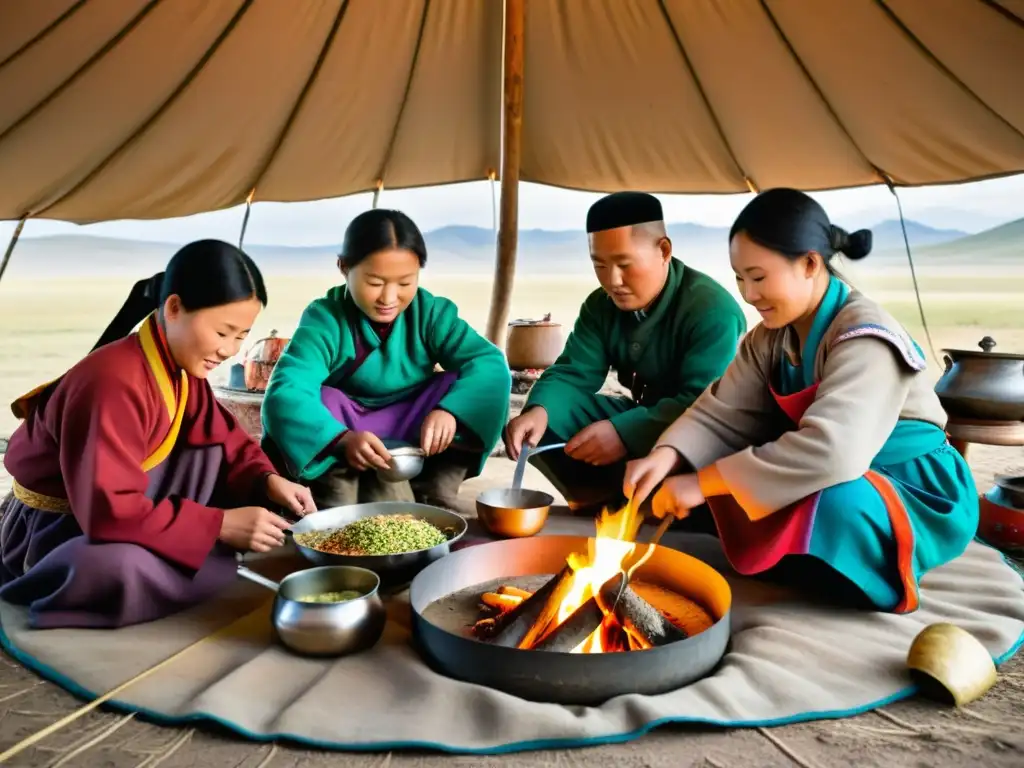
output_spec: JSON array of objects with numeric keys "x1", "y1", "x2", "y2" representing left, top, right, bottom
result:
[{"x1": 287, "y1": 501, "x2": 468, "y2": 587}]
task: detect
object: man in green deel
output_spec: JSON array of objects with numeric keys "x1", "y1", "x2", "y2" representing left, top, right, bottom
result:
[{"x1": 503, "y1": 191, "x2": 747, "y2": 513}]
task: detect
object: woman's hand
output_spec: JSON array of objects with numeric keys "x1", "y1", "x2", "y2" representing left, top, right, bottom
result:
[
  {"x1": 421, "y1": 409, "x2": 457, "y2": 456},
  {"x1": 219, "y1": 506, "x2": 291, "y2": 552},
  {"x1": 623, "y1": 446, "x2": 683, "y2": 505},
  {"x1": 265, "y1": 474, "x2": 316, "y2": 517},
  {"x1": 651, "y1": 474, "x2": 706, "y2": 521},
  {"x1": 338, "y1": 431, "x2": 392, "y2": 471}
]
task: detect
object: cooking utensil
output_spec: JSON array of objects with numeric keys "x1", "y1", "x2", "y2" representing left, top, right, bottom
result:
[
  {"x1": 977, "y1": 490, "x2": 1024, "y2": 554},
  {"x1": 505, "y1": 316, "x2": 565, "y2": 370},
  {"x1": 511, "y1": 441, "x2": 566, "y2": 490},
  {"x1": 605, "y1": 515, "x2": 674, "y2": 614},
  {"x1": 906, "y1": 622, "x2": 998, "y2": 707},
  {"x1": 934, "y1": 336, "x2": 1024, "y2": 421},
  {"x1": 237, "y1": 564, "x2": 387, "y2": 657},
  {"x1": 476, "y1": 487, "x2": 554, "y2": 538},
  {"x1": 409, "y1": 533, "x2": 732, "y2": 705},
  {"x1": 991, "y1": 475, "x2": 1024, "y2": 509},
  {"x1": 511, "y1": 446, "x2": 531, "y2": 491},
  {"x1": 242, "y1": 329, "x2": 290, "y2": 392},
  {"x1": 287, "y1": 501, "x2": 468, "y2": 587},
  {"x1": 376, "y1": 442, "x2": 426, "y2": 483},
  {"x1": 478, "y1": 441, "x2": 566, "y2": 538},
  {"x1": 647, "y1": 516, "x2": 673, "y2": 548}
]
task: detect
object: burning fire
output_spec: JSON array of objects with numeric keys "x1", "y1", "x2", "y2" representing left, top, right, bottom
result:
[
  {"x1": 556, "y1": 499, "x2": 657, "y2": 654},
  {"x1": 473, "y1": 505, "x2": 713, "y2": 651}
]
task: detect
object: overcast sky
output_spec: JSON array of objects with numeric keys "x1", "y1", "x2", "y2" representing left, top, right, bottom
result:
[{"x1": 4, "y1": 174, "x2": 1022, "y2": 247}]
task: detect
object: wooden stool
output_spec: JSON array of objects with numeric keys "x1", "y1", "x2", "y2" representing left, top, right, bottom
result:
[{"x1": 946, "y1": 417, "x2": 1024, "y2": 459}]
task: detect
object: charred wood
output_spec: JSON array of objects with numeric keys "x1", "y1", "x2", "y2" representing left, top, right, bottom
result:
[
  {"x1": 600, "y1": 580, "x2": 687, "y2": 646},
  {"x1": 532, "y1": 572, "x2": 624, "y2": 653},
  {"x1": 490, "y1": 565, "x2": 573, "y2": 649}
]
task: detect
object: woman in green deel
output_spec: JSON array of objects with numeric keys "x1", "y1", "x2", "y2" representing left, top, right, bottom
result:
[{"x1": 262, "y1": 209, "x2": 511, "y2": 509}]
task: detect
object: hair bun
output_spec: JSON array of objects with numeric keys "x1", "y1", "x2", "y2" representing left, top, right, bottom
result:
[
  {"x1": 842, "y1": 228, "x2": 873, "y2": 260},
  {"x1": 828, "y1": 224, "x2": 848, "y2": 253}
]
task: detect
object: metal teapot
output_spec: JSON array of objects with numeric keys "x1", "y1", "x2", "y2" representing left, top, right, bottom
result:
[
  {"x1": 933, "y1": 336, "x2": 1024, "y2": 421},
  {"x1": 242, "y1": 329, "x2": 290, "y2": 392}
]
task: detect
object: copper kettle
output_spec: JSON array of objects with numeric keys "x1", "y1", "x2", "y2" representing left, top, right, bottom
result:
[{"x1": 243, "y1": 330, "x2": 290, "y2": 392}]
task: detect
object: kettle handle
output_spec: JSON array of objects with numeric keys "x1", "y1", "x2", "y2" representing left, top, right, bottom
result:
[{"x1": 942, "y1": 354, "x2": 953, "y2": 373}]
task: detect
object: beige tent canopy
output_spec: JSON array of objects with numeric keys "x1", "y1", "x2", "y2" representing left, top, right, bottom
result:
[{"x1": 2, "y1": 0, "x2": 1023, "y2": 340}]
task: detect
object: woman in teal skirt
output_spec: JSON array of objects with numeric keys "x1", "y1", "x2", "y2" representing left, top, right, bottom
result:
[{"x1": 625, "y1": 188, "x2": 978, "y2": 612}]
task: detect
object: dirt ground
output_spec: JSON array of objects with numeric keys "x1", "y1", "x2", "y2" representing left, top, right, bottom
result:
[{"x1": 0, "y1": 437, "x2": 1021, "y2": 766}]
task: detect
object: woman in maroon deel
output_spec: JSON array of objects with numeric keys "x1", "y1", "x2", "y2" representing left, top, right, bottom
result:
[{"x1": 1, "y1": 240, "x2": 315, "y2": 629}]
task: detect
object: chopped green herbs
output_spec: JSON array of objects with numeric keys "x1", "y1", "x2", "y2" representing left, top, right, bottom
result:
[{"x1": 294, "y1": 514, "x2": 447, "y2": 556}]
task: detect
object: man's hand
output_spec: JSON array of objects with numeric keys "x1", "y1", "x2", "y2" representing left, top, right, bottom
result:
[
  {"x1": 503, "y1": 407, "x2": 549, "y2": 460},
  {"x1": 564, "y1": 420, "x2": 627, "y2": 466}
]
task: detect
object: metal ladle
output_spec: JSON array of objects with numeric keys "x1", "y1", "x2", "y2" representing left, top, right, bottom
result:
[{"x1": 511, "y1": 442, "x2": 567, "y2": 490}]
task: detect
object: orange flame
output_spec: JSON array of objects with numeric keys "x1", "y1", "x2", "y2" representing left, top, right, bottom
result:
[{"x1": 555, "y1": 499, "x2": 657, "y2": 653}]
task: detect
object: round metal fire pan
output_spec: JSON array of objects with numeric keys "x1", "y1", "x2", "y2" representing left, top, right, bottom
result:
[{"x1": 409, "y1": 535, "x2": 732, "y2": 706}]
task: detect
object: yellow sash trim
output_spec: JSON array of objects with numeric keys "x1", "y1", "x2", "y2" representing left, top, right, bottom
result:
[
  {"x1": 136, "y1": 314, "x2": 188, "y2": 471},
  {"x1": 9, "y1": 313, "x2": 189, "y2": 513},
  {"x1": 10, "y1": 381, "x2": 51, "y2": 420},
  {"x1": 137, "y1": 314, "x2": 178, "y2": 422},
  {"x1": 11, "y1": 480, "x2": 71, "y2": 513},
  {"x1": 141, "y1": 373, "x2": 188, "y2": 473}
]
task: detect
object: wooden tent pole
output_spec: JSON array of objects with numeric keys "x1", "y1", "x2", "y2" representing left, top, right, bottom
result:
[
  {"x1": 238, "y1": 188, "x2": 256, "y2": 249},
  {"x1": 484, "y1": 0, "x2": 525, "y2": 348},
  {"x1": 0, "y1": 217, "x2": 27, "y2": 286}
]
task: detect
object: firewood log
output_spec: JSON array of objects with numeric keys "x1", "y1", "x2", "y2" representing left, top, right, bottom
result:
[
  {"x1": 490, "y1": 565, "x2": 574, "y2": 649},
  {"x1": 601, "y1": 580, "x2": 688, "y2": 647},
  {"x1": 531, "y1": 572, "x2": 625, "y2": 652}
]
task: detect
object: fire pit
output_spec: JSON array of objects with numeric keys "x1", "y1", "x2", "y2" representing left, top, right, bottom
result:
[{"x1": 410, "y1": 507, "x2": 732, "y2": 705}]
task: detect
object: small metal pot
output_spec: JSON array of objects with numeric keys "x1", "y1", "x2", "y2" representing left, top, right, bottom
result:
[
  {"x1": 934, "y1": 336, "x2": 1024, "y2": 421},
  {"x1": 991, "y1": 475, "x2": 1024, "y2": 509},
  {"x1": 978, "y1": 477, "x2": 1024, "y2": 554},
  {"x1": 237, "y1": 564, "x2": 386, "y2": 657}
]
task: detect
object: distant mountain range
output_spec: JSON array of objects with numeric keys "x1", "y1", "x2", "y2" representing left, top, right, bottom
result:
[{"x1": 4, "y1": 215, "x2": 1019, "y2": 278}]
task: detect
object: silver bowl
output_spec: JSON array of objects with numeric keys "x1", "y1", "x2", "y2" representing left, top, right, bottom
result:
[
  {"x1": 238, "y1": 564, "x2": 387, "y2": 657},
  {"x1": 287, "y1": 501, "x2": 468, "y2": 587},
  {"x1": 376, "y1": 444, "x2": 426, "y2": 483}
]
